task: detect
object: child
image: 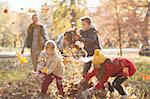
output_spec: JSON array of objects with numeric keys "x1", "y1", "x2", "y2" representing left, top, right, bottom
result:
[
  {"x1": 80, "y1": 49, "x2": 136, "y2": 99},
  {"x1": 37, "y1": 40, "x2": 65, "y2": 97}
]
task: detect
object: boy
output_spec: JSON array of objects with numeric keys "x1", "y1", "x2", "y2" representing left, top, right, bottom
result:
[{"x1": 74, "y1": 16, "x2": 101, "y2": 77}]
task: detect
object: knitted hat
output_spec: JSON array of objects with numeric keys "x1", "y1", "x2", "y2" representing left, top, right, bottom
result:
[{"x1": 92, "y1": 49, "x2": 107, "y2": 65}]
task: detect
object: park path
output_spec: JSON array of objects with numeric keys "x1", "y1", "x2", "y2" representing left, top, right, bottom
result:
[{"x1": 0, "y1": 48, "x2": 139, "y2": 58}]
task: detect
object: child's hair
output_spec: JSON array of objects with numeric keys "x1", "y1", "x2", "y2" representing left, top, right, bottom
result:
[
  {"x1": 81, "y1": 16, "x2": 92, "y2": 25},
  {"x1": 45, "y1": 40, "x2": 57, "y2": 51}
]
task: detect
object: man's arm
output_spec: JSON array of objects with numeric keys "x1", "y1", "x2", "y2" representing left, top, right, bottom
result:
[
  {"x1": 41, "y1": 26, "x2": 47, "y2": 43},
  {"x1": 21, "y1": 25, "x2": 31, "y2": 54}
]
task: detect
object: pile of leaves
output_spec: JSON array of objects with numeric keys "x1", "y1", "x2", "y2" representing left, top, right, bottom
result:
[{"x1": 0, "y1": 55, "x2": 150, "y2": 99}]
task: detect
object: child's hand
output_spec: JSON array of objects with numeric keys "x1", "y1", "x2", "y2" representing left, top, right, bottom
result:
[
  {"x1": 35, "y1": 71, "x2": 41, "y2": 77},
  {"x1": 35, "y1": 72, "x2": 39, "y2": 76},
  {"x1": 36, "y1": 71, "x2": 47, "y2": 78}
]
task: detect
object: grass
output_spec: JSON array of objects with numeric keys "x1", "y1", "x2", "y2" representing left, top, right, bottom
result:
[
  {"x1": 0, "y1": 53, "x2": 149, "y2": 98},
  {"x1": 129, "y1": 55, "x2": 150, "y2": 81},
  {"x1": 0, "y1": 58, "x2": 32, "y2": 85},
  {"x1": 0, "y1": 54, "x2": 149, "y2": 84}
]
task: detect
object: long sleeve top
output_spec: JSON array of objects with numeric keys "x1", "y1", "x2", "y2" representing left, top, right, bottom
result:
[
  {"x1": 37, "y1": 50, "x2": 64, "y2": 78},
  {"x1": 84, "y1": 58, "x2": 136, "y2": 89}
]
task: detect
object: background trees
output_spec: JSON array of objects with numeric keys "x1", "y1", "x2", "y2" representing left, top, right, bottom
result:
[
  {"x1": 0, "y1": 0, "x2": 149, "y2": 49},
  {"x1": 93, "y1": 0, "x2": 149, "y2": 49}
]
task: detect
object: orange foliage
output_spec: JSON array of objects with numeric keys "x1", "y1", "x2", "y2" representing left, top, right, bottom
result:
[{"x1": 141, "y1": 72, "x2": 150, "y2": 81}]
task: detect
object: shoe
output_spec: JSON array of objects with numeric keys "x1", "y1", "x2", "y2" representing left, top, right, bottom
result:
[
  {"x1": 108, "y1": 82, "x2": 114, "y2": 92},
  {"x1": 121, "y1": 95, "x2": 127, "y2": 99}
]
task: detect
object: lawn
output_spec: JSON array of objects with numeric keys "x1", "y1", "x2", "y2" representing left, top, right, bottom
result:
[{"x1": 0, "y1": 53, "x2": 149, "y2": 99}]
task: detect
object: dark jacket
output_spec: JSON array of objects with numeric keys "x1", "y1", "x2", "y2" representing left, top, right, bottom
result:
[
  {"x1": 84, "y1": 58, "x2": 136, "y2": 90},
  {"x1": 23, "y1": 23, "x2": 47, "y2": 49},
  {"x1": 79, "y1": 27, "x2": 100, "y2": 55}
]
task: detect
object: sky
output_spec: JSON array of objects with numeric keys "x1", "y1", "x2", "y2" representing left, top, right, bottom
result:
[{"x1": 1, "y1": 0, "x2": 100, "y2": 12}]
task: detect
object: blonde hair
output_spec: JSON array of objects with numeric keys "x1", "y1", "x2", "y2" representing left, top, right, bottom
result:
[
  {"x1": 44, "y1": 40, "x2": 57, "y2": 51},
  {"x1": 45, "y1": 40, "x2": 63, "y2": 61}
]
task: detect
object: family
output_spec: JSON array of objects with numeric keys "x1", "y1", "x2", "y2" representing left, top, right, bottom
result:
[{"x1": 21, "y1": 14, "x2": 136, "y2": 99}]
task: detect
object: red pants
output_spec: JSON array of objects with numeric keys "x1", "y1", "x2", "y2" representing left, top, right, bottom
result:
[{"x1": 42, "y1": 73, "x2": 64, "y2": 96}]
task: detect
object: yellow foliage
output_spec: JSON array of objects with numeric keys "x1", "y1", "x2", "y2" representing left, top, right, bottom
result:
[
  {"x1": 63, "y1": 49, "x2": 68, "y2": 54},
  {"x1": 16, "y1": 52, "x2": 28, "y2": 64},
  {"x1": 63, "y1": 58, "x2": 68, "y2": 65},
  {"x1": 41, "y1": 67, "x2": 49, "y2": 75},
  {"x1": 71, "y1": 48, "x2": 77, "y2": 53},
  {"x1": 63, "y1": 48, "x2": 72, "y2": 56}
]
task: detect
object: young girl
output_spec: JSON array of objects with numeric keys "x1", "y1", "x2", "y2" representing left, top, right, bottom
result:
[
  {"x1": 37, "y1": 40, "x2": 64, "y2": 97},
  {"x1": 80, "y1": 49, "x2": 136, "y2": 99}
]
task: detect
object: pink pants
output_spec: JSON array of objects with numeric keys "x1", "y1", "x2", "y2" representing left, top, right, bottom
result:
[{"x1": 42, "y1": 73, "x2": 64, "y2": 96}]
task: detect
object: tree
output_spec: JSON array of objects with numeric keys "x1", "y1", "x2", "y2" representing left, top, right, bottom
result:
[
  {"x1": 114, "y1": 0, "x2": 122, "y2": 56},
  {"x1": 0, "y1": 2, "x2": 12, "y2": 47},
  {"x1": 49, "y1": 0, "x2": 87, "y2": 38},
  {"x1": 17, "y1": 13, "x2": 31, "y2": 47},
  {"x1": 93, "y1": 0, "x2": 149, "y2": 49}
]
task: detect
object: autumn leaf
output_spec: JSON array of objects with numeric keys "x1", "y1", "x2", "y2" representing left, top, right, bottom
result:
[
  {"x1": 12, "y1": 22, "x2": 15, "y2": 24},
  {"x1": 71, "y1": 48, "x2": 77, "y2": 53},
  {"x1": 41, "y1": 67, "x2": 49, "y2": 75},
  {"x1": 141, "y1": 72, "x2": 150, "y2": 81},
  {"x1": 16, "y1": 52, "x2": 28, "y2": 64},
  {"x1": 4, "y1": 9, "x2": 8, "y2": 13},
  {"x1": 21, "y1": 8, "x2": 23, "y2": 10},
  {"x1": 42, "y1": 4, "x2": 49, "y2": 13}
]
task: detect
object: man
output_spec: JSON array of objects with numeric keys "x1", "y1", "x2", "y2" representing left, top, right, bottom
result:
[
  {"x1": 74, "y1": 16, "x2": 101, "y2": 77},
  {"x1": 21, "y1": 14, "x2": 47, "y2": 71}
]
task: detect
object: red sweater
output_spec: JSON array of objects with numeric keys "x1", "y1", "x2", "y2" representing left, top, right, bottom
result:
[{"x1": 84, "y1": 58, "x2": 136, "y2": 90}]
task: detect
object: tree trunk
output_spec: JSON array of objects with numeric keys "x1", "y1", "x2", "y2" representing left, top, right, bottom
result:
[
  {"x1": 114, "y1": 0, "x2": 122, "y2": 56},
  {"x1": 70, "y1": 0, "x2": 77, "y2": 28},
  {"x1": 139, "y1": 2, "x2": 150, "y2": 56}
]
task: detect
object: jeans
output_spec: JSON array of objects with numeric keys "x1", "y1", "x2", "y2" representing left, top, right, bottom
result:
[
  {"x1": 108, "y1": 76, "x2": 127, "y2": 95},
  {"x1": 41, "y1": 73, "x2": 64, "y2": 96}
]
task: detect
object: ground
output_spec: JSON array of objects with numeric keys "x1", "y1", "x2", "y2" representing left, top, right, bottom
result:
[{"x1": 0, "y1": 53, "x2": 149, "y2": 99}]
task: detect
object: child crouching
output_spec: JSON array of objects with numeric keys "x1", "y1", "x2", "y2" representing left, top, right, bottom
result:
[
  {"x1": 37, "y1": 40, "x2": 64, "y2": 97},
  {"x1": 80, "y1": 49, "x2": 136, "y2": 99}
]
